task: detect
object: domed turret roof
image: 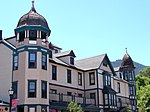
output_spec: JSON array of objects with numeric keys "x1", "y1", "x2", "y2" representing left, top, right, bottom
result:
[
  {"x1": 120, "y1": 49, "x2": 135, "y2": 68},
  {"x1": 17, "y1": 1, "x2": 50, "y2": 31}
]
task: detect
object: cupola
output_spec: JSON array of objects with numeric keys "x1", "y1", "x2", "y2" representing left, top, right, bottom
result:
[
  {"x1": 15, "y1": 0, "x2": 51, "y2": 47},
  {"x1": 120, "y1": 48, "x2": 135, "y2": 69}
]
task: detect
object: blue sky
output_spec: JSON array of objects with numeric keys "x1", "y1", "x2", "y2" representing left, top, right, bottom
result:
[{"x1": 0, "y1": 0, "x2": 150, "y2": 66}]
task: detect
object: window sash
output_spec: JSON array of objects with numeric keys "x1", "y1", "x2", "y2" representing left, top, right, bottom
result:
[
  {"x1": 52, "y1": 65, "x2": 57, "y2": 80},
  {"x1": 78, "y1": 73, "x2": 82, "y2": 86},
  {"x1": 42, "y1": 54, "x2": 47, "y2": 70},
  {"x1": 117, "y1": 82, "x2": 120, "y2": 93},
  {"x1": 41, "y1": 81, "x2": 47, "y2": 98},
  {"x1": 67, "y1": 92, "x2": 72, "y2": 96},
  {"x1": 89, "y1": 72, "x2": 95, "y2": 85},
  {"x1": 29, "y1": 53, "x2": 36, "y2": 68},
  {"x1": 104, "y1": 74, "x2": 111, "y2": 87},
  {"x1": 67, "y1": 70, "x2": 72, "y2": 83},
  {"x1": 28, "y1": 80, "x2": 36, "y2": 98},
  {"x1": 70, "y1": 57, "x2": 74, "y2": 65}
]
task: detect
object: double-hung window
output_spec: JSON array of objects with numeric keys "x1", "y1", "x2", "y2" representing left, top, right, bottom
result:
[
  {"x1": 67, "y1": 69, "x2": 72, "y2": 83},
  {"x1": 28, "y1": 80, "x2": 36, "y2": 98},
  {"x1": 70, "y1": 57, "x2": 74, "y2": 65},
  {"x1": 78, "y1": 72, "x2": 82, "y2": 86},
  {"x1": 42, "y1": 53, "x2": 47, "y2": 70},
  {"x1": 52, "y1": 65, "x2": 57, "y2": 80},
  {"x1": 108, "y1": 94, "x2": 116, "y2": 106},
  {"x1": 89, "y1": 72, "x2": 95, "y2": 85},
  {"x1": 41, "y1": 81, "x2": 47, "y2": 98},
  {"x1": 117, "y1": 82, "x2": 121, "y2": 93},
  {"x1": 29, "y1": 52, "x2": 36, "y2": 68},
  {"x1": 104, "y1": 74, "x2": 111, "y2": 87}
]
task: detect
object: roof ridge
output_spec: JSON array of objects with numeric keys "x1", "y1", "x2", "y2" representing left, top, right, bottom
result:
[{"x1": 75, "y1": 53, "x2": 106, "y2": 62}]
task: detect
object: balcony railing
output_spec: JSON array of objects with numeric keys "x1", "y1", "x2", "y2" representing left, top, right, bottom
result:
[
  {"x1": 49, "y1": 93, "x2": 96, "y2": 106},
  {"x1": 117, "y1": 96, "x2": 130, "y2": 110}
]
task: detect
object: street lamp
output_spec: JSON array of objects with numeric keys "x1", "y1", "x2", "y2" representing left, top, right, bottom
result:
[{"x1": 8, "y1": 88, "x2": 14, "y2": 112}]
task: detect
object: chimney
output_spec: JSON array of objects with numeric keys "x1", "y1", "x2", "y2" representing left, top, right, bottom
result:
[{"x1": 0, "y1": 30, "x2": 2, "y2": 40}]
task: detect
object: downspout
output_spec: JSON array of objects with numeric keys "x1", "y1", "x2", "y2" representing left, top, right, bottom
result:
[
  {"x1": 96, "y1": 69, "x2": 100, "y2": 111},
  {"x1": 83, "y1": 71, "x2": 86, "y2": 108},
  {"x1": 11, "y1": 51, "x2": 14, "y2": 84}
]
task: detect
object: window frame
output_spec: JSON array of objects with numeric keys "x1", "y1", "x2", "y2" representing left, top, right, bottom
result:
[
  {"x1": 67, "y1": 92, "x2": 72, "y2": 96},
  {"x1": 50, "y1": 89, "x2": 57, "y2": 94},
  {"x1": 90, "y1": 93, "x2": 96, "y2": 99},
  {"x1": 52, "y1": 65, "x2": 57, "y2": 80},
  {"x1": 89, "y1": 72, "x2": 95, "y2": 85},
  {"x1": 78, "y1": 72, "x2": 82, "y2": 86},
  {"x1": 28, "y1": 80, "x2": 36, "y2": 98},
  {"x1": 117, "y1": 82, "x2": 121, "y2": 93},
  {"x1": 29, "y1": 52, "x2": 37, "y2": 69},
  {"x1": 19, "y1": 31, "x2": 25, "y2": 42},
  {"x1": 108, "y1": 94, "x2": 117, "y2": 106},
  {"x1": 29, "y1": 30, "x2": 37, "y2": 40},
  {"x1": 42, "y1": 53, "x2": 47, "y2": 70},
  {"x1": 104, "y1": 73, "x2": 111, "y2": 87},
  {"x1": 41, "y1": 81, "x2": 47, "y2": 99},
  {"x1": 70, "y1": 56, "x2": 74, "y2": 65},
  {"x1": 78, "y1": 93, "x2": 83, "y2": 98},
  {"x1": 67, "y1": 69, "x2": 72, "y2": 83}
]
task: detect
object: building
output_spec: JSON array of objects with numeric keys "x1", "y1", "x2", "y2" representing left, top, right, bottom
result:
[{"x1": 0, "y1": 1, "x2": 137, "y2": 112}]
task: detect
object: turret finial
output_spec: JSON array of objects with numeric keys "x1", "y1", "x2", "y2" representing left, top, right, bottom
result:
[
  {"x1": 32, "y1": 0, "x2": 35, "y2": 8},
  {"x1": 125, "y1": 48, "x2": 128, "y2": 54},
  {"x1": 30, "y1": 0, "x2": 36, "y2": 12}
]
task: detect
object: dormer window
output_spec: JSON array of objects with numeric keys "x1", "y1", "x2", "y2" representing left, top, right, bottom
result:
[
  {"x1": 70, "y1": 57, "x2": 74, "y2": 65},
  {"x1": 29, "y1": 30, "x2": 37, "y2": 40},
  {"x1": 103, "y1": 63, "x2": 107, "y2": 67}
]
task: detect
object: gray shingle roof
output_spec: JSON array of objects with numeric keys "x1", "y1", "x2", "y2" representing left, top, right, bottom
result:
[
  {"x1": 53, "y1": 50, "x2": 75, "y2": 58},
  {"x1": 75, "y1": 54, "x2": 106, "y2": 70}
]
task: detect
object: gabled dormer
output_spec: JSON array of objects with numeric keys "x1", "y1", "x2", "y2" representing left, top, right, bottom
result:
[{"x1": 54, "y1": 50, "x2": 76, "y2": 65}]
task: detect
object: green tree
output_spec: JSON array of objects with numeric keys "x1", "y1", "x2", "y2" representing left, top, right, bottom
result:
[
  {"x1": 67, "y1": 101, "x2": 83, "y2": 112},
  {"x1": 136, "y1": 75, "x2": 150, "y2": 112},
  {"x1": 139, "y1": 67, "x2": 150, "y2": 77}
]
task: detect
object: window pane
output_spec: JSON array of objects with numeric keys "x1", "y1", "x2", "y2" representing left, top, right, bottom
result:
[
  {"x1": 29, "y1": 30, "x2": 37, "y2": 40},
  {"x1": 29, "y1": 53, "x2": 36, "y2": 68},
  {"x1": 89, "y1": 72, "x2": 95, "y2": 85},
  {"x1": 67, "y1": 70, "x2": 72, "y2": 83},
  {"x1": 42, "y1": 54, "x2": 47, "y2": 70},
  {"x1": 78, "y1": 73, "x2": 82, "y2": 86},
  {"x1": 28, "y1": 80, "x2": 36, "y2": 98},
  {"x1": 41, "y1": 81, "x2": 47, "y2": 98},
  {"x1": 52, "y1": 65, "x2": 57, "y2": 80},
  {"x1": 30, "y1": 54, "x2": 35, "y2": 61},
  {"x1": 90, "y1": 93, "x2": 95, "y2": 99},
  {"x1": 70, "y1": 57, "x2": 74, "y2": 65}
]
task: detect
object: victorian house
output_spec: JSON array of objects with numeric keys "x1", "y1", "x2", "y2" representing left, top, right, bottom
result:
[{"x1": 0, "y1": 1, "x2": 137, "y2": 112}]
